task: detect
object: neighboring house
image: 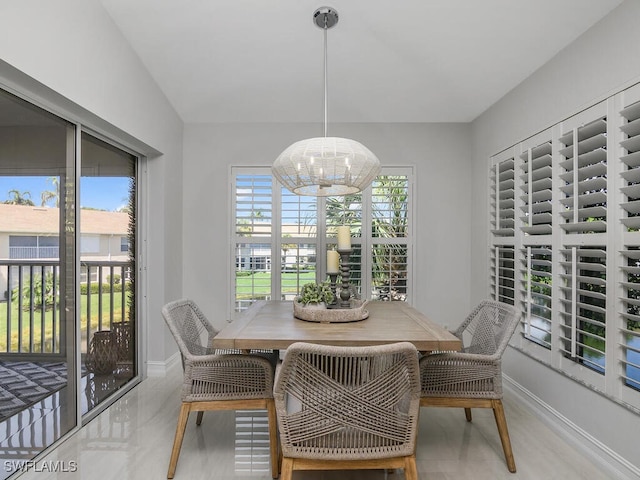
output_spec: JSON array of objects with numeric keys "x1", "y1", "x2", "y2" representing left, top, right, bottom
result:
[
  {"x1": 0, "y1": 203, "x2": 130, "y2": 299},
  {"x1": 235, "y1": 222, "x2": 317, "y2": 272}
]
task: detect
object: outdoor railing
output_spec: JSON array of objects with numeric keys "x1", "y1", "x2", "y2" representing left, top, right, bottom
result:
[
  {"x1": 0, "y1": 259, "x2": 132, "y2": 357},
  {"x1": 8, "y1": 246, "x2": 59, "y2": 260}
]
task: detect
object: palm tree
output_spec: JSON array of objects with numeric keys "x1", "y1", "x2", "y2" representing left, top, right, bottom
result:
[
  {"x1": 326, "y1": 194, "x2": 362, "y2": 232},
  {"x1": 4, "y1": 189, "x2": 35, "y2": 206},
  {"x1": 40, "y1": 176, "x2": 60, "y2": 207}
]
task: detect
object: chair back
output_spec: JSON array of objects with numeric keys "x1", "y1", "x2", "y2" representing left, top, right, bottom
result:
[
  {"x1": 162, "y1": 299, "x2": 217, "y2": 359},
  {"x1": 274, "y1": 342, "x2": 421, "y2": 460},
  {"x1": 455, "y1": 300, "x2": 519, "y2": 357}
]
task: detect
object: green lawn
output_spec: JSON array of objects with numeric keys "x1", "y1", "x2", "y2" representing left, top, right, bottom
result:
[
  {"x1": 0, "y1": 292, "x2": 131, "y2": 352},
  {"x1": 235, "y1": 271, "x2": 316, "y2": 299}
]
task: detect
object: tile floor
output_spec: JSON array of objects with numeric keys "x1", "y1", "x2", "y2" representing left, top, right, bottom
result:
[{"x1": 8, "y1": 364, "x2": 621, "y2": 480}]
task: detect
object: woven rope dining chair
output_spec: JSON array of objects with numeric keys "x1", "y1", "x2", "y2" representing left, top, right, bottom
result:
[
  {"x1": 274, "y1": 341, "x2": 421, "y2": 480},
  {"x1": 162, "y1": 299, "x2": 279, "y2": 479},
  {"x1": 419, "y1": 299, "x2": 520, "y2": 473}
]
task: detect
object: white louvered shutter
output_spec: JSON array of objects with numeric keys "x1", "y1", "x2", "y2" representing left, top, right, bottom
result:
[
  {"x1": 491, "y1": 246, "x2": 515, "y2": 305},
  {"x1": 370, "y1": 175, "x2": 410, "y2": 302},
  {"x1": 620, "y1": 99, "x2": 640, "y2": 231},
  {"x1": 233, "y1": 173, "x2": 274, "y2": 312},
  {"x1": 559, "y1": 247, "x2": 606, "y2": 374},
  {"x1": 520, "y1": 141, "x2": 553, "y2": 235},
  {"x1": 619, "y1": 247, "x2": 640, "y2": 393},
  {"x1": 521, "y1": 246, "x2": 552, "y2": 349},
  {"x1": 491, "y1": 156, "x2": 516, "y2": 237},
  {"x1": 558, "y1": 116, "x2": 608, "y2": 234}
]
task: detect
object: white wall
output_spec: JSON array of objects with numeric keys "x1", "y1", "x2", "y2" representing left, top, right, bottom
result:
[
  {"x1": 471, "y1": 0, "x2": 640, "y2": 475},
  {"x1": 183, "y1": 122, "x2": 472, "y2": 330},
  {"x1": 0, "y1": 0, "x2": 184, "y2": 368}
]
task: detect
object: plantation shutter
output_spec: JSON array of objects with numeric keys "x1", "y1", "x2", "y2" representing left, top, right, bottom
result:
[
  {"x1": 520, "y1": 246, "x2": 552, "y2": 349},
  {"x1": 620, "y1": 247, "x2": 640, "y2": 392},
  {"x1": 280, "y1": 187, "x2": 318, "y2": 301},
  {"x1": 559, "y1": 247, "x2": 606, "y2": 373},
  {"x1": 491, "y1": 246, "x2": 515, "y2": 305},
  {"x1": 558, "y1": 115, "x2": 608, "y2": 234},
  {"x1": 520, "y1": 141, "x2": 553, "y2": 235},
  {"x1": 491, "y1": 156, "x2": 516, "y2": 237},
  {"x1": 235, "y1": 174, "x2": 273, "y2": 238},
  {"x1": 326, "y1": 191, "x2": 364, "y2": 295},
  {"x1": 620, "y1": 99, "x2": 640, "y2": 231},
  {"x1": 620, "y1": 93, "x2": 640, "y2": 397},
  {"x1": 233, "y1": 173, "x2": 274, "y2": 311},
  {"x1": 370, "y1": 175, "x2": 410, "y2": 302}
]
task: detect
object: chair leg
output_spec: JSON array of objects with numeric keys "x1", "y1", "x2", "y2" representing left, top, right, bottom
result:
[
  {"x1": 196, "y1": 411, "x2": 204, "y2": 425},
  {"x1": 404, "y1": 455, "x2": 418, "y2": 480},
  {"x1": 492, "y1": 399, "x2": 516, "y2": 473},
  {"x1": 167, "y1": 403, "x2": 191, "y2": 479},
  {"x1": 464, "y1": 407, "x2": 472, "y2": 422},
  {"x1": 266, "y1": 399, "x2": 279, "y2": 479},
  {"x1": 280, "y1": 457, "x2": 294, "y2": 480}
]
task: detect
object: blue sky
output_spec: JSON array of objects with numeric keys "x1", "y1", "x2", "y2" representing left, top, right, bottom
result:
[{"x1": 0, "y1": 176, "x2": 130, "y2": 211}]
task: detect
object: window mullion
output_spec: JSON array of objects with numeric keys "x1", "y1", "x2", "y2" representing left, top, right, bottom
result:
[
  {"x1": 317, "y1": 195, "x2": 327, "y2": 283},
  {"x1": 272, "y1": 180, "x2": 282, "y2": 299},
  {"x1": 361, "y1": 183, "x2": 372, "y2": 300}
]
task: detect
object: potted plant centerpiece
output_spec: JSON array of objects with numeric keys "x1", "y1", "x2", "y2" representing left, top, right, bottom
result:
[
  {"x1": 293, "y1": 281, "x2": 368, "y2": 323},
  {"x1": 296, "y1": 282, "x2": 335, "y2": 309}
]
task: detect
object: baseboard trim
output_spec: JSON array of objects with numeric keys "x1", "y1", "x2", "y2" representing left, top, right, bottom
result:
[
  {"x1": 145, "y1": 352, "x2": 180, "y2": 377},
  {"x1": 504, "y1": 375, "x2": 640, "y2": 480}
]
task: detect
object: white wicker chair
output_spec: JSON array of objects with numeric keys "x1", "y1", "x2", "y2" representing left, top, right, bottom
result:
[
  {"x1": 274, "y1": 342, "x2": 421, "y2": 480},
  {"x1": 162, "y1": 299, "x2": 279, "y2": 479},
  {"x1": 419, "y1": 299, "x2": 520, "y2": 473}
]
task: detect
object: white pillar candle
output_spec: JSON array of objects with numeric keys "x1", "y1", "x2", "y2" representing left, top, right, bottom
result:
[
  {"x1": 327, "y1": 250, "x2": 340, "y2": 274},
  {"x1": 337, "y1": 226, "x2": 351, "y2": 250}
]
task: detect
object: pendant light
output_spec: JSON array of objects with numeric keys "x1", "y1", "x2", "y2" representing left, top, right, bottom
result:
[{"x1": 272, "y1": 7, "x2": 381, "y2": 196}]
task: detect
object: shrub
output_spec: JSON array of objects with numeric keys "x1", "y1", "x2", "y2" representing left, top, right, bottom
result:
[
  {"x1": 79, "y1": 282, "x2": 126, "y2": 295},
  {"x1": 11, "y1": 273, "x2": 55, "y2": 311}
]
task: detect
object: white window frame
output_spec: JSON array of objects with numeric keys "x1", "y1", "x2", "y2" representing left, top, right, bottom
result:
[{"x1": 230, "y1": 166, "x2": 414, "y2": 319}]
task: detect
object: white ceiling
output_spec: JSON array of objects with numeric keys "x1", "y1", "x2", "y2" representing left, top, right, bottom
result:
[{"x1": 99, "y1": 0, "x2": 623, "y2": 124}]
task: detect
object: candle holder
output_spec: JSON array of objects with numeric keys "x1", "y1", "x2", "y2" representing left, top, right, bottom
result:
[
  {"x1": 327, "y1": 272, "x2": 339, "y2": 306},
  {"x1": 337, "y1": 248, "x2": 352, "y2": 308}
]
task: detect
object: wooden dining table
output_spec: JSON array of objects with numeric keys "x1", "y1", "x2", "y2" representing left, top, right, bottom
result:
[{"x1": 213, "y1": 300, "x2": 461, "y2": 352}]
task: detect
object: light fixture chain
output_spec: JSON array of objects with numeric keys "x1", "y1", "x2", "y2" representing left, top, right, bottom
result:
[{"x1": 323, "y1": 17, "x2": 328, "y2": 138}]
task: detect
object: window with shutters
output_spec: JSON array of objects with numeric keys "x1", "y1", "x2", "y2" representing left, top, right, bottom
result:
[
  {"x1": 231, "y1": 167, "x2": 413, "y2": 316},
  {"x1": 488, "y1": 87, "x2": 640, "y2": 410}
]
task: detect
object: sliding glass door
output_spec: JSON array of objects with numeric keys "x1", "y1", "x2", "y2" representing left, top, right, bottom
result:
[
  {"x1": 0, "y1": 89, "x2": 77, "y2": 477},
  {"x1": 0, "y1": 89, "x2": 139, "y2": 477},
  {"x1": 80, "y1": 133, "x2": 136, "y2": 415}
]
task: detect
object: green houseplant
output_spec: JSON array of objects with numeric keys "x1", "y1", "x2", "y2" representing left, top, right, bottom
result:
[{"x1": 297, "y1": 282, "x2": 335, "y2": 307}]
